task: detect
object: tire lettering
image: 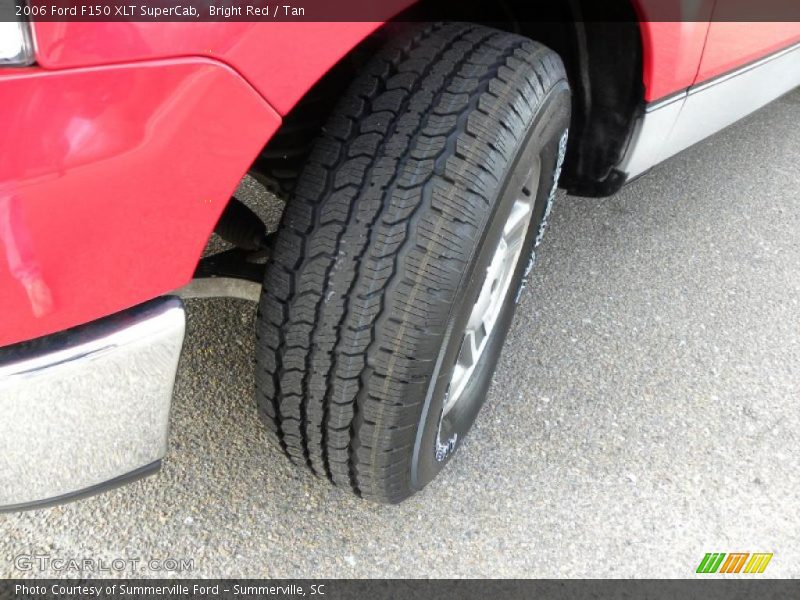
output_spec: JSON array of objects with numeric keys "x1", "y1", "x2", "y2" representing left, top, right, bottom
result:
[{"x1": 515, "y1": 128, "x2": 569, "y2": 303}]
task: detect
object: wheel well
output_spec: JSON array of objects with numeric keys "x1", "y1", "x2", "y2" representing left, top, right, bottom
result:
[
  {"x1": 529, "y1": 7, "x2": 644, "y2": 196},
  {"x1": 251, "y1": 0, "x2": 644, "y2": 199}
]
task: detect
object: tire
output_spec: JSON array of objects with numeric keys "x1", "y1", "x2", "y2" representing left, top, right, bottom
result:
[{"x1": 256, "y1": 22, "x2": 571, "y2": 503}]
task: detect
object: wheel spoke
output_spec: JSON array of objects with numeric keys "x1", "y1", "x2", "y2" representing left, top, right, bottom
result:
[
  {"x1": 524, "y1": 163, "x2": 541, "y2": 195},
  {"x1": 504, "y1": 200, "x2": 531, "y2": 245}
]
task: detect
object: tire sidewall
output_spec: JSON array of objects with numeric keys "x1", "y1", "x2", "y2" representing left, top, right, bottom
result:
[{"x1": 411, "y1": 81, "x2": 571, "y2": 491}]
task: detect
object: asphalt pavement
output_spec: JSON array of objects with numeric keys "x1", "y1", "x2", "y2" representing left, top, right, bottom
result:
[{"x1": 2, "y1": 88, "x2": 799, "y2": 578}]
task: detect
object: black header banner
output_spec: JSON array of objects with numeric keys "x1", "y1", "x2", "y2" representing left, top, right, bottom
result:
[{"x1": 6, "y1": 0, "x2": 800, "y2": 22}]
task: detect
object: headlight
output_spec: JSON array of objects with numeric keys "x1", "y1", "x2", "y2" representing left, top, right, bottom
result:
[{"x1": 0, "y1": 1, "x2": 34, "y2": 66}]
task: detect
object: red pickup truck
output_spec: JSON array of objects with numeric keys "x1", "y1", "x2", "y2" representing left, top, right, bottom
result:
[{"x1": 1, "y1": 1, "x2": 798, "y2": 508}]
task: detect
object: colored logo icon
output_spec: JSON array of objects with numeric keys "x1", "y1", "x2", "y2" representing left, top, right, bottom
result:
[{"x1": 696, "y1": 553, "x2": 773, "y2": 574}]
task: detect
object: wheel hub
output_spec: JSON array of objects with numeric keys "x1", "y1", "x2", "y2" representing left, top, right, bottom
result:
[{"x1": 443, "y1": 169, "x2": 539, "y2": 415}]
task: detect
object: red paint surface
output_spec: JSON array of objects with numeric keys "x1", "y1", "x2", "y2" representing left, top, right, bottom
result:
[
  {"x1": 633, "y1": 0, "x2": 715, "y2": 101},
  {"x1": 697, "y1": 21, "x2": 800, "y2": 83},
  {"x1": 32, "y1": 20, "x2": 407, "y2": 115},
  {"x1": 636, "y1": 1, "x2": 799, "y2": 101},
  {"x1": 0, "y1": 60, "x2": 280, "y2": 346},
  {"x1": 638, "y1": 21, "x2": 711, "y2": 101}
]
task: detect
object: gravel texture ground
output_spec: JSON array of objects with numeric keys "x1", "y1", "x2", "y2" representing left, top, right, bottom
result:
[{"x1": 2, "y1": 88, "x2": 799, "y2": 579}]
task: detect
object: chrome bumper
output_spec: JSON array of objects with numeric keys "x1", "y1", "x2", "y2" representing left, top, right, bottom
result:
[{"x1": 0, "y1": 297, "x2": 185, "y2": 510}]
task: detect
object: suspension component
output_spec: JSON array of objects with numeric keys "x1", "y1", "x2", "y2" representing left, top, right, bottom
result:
[{"x1": 213, "y1": 197, "x2": 268, "y2": 251}]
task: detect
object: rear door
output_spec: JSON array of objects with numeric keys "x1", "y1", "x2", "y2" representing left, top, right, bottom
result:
[{"x1": 698, "y1": 2, "x2": 800, "y2": 83}]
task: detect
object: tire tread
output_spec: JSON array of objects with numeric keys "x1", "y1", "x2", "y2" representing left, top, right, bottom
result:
[{"x1": 256, "y1": 22, "x2": 566, "y2": 502}]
